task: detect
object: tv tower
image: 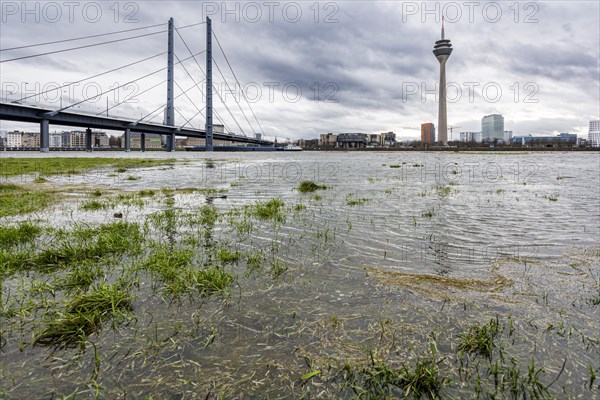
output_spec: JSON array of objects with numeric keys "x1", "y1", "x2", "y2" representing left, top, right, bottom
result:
[{"x1": 433, "y1": 17, "x2": 453, "y2": 145}]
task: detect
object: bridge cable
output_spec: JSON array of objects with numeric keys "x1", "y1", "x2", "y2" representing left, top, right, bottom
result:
[
  {"x1": 175, "y1": 107, "x2": 197, "y2": 130},
  {"x1": 0, "y1": 21, "x2": 206, "y2": 57},
  {"x1": 174, "y1": 26, "x2": 246, "y2": 136},
  {"x1": 213, "y1": 56, "x2": 256, "y2": 135},
  {"x1": 95, "y1": 79, "x2": 167, "y2": 116},
  {"x1": 212, "y1": 29, "x2": 265, "y2": 135},
  {"x1": 0, "y1": 23, "x2": 166, "y2": 52},
  {"x1": 15, "y1": 51, "x2": 166, "y2": 103},
  {"x1": 173, "y1": 52, "x2": 234, "y2": 134},
  {"x1": 1, "y1": 30, "x2": 167, "y2": 63},
  {"x1": 55, "y1": 51, "x2": 204, "y2": 113},
  {"x1": 137, "y1": 78, "x2": 205, "y2": 124}
]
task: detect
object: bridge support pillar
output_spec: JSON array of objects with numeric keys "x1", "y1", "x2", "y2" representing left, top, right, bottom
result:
[
  {"x1": 40, "y1": 119, "x2": 49, "y2": 153},
  {"x1": 124, "y1": 128, "x2": 131, "y2": 152},
  {"x1": 85, "y1": 128, "x2": 93, "y2": 152},
  {"x1": 165, "y1": 18, "x2": 176, "y2": 152},
  {"x1": 167, "y1": 133, "x2": 175, "y2": 152},
  {"x1": 140, "y1": 133, "x2": 146, "y2": 152}
]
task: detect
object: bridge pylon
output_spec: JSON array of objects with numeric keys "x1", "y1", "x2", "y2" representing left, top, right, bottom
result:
[
  {"x1": 165, "y1": 17, "x2": 176, "y2": 152},
  {"x1": 205, "y1": 17, "x2": 213, "y2": 151}
]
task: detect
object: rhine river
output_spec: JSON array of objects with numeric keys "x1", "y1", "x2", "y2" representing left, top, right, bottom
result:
[{"x1": 1, "y1": 151, "x2": 598, "y2": 398}]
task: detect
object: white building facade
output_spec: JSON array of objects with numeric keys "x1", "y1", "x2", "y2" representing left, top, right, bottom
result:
[{"x1": 6, "y1": 131, "x2": 22, "y2": 148}]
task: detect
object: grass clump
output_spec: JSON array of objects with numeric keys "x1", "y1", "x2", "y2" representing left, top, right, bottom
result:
[
  {"x1": 57, "y1": 263, "x2": 104, "y2": 293},
  {"x1": 216, "y1": 247, "x2": 241, "y2": 264},
  {"x1": 33, "y1": 221, "x2": 142, "y2": 270},
  {"x1": 346, "y1": 196, "x2": 370, "y2": 206},
  {"x1": 139, "y1": 189, "x2": 156, "y2": 197},
  {"x1": 126, "y1": 176, "x2": 140, "y2": 181},
  {"x1": 251, "y1": 199, "x2": 285, "y2": 222},
  {"x1": 188, "y1": 265, "x2": 235, "y2": 296},
  {"x1": 458, "y1": 318, "x2": 500, "y2": 359},
  {"x1": 33, "y1": 177, "x2": 48, "y2": 183},
  {"x1": 141, "y1": 245, "x2": 234, "y2": 297},
  {"x1": 0, "y1": 221, "x2": 42, "y2": 247},
  {"x1": 0, "y1": 183, "x2": 58, "y2": 217},
  {"x1": 81, "y1": 200, "x2": 107, "y2": 211},
  {"x1": 298, "y1": 181, "x2": 328, "y2": 193},
  {"x1": 337, "y1": 355, "x2": 445, "y2": 399},
  {"x1": 33, "y1": 283, "x2": 133, "y2": 349}
]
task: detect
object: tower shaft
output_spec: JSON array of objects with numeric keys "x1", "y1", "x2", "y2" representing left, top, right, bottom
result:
[
  {"x1": 437, "y1": 57, "x2": 448, "y2": 144},
  {"x1": 432, "y1": 20, "x2": 452, "y2": 146}
]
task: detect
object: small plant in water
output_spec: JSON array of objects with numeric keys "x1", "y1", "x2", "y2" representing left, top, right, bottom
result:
[
  {"x1": 458, "y1": 318, "x2": 500, "y2": 359},
  {"x1": 298, "y1": 181, "x2": 328, "y2": 193},
  {"x1": 81, "y1": 200, "x2": 107, "y2": 211},
  {"x1": 422, "y1": 208, "x2": 435, "y2": 218}
]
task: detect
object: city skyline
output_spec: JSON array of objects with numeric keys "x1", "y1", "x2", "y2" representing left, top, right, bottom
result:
[{"x1": 0, "y1": 1, "x2": 598, "y2": 139}]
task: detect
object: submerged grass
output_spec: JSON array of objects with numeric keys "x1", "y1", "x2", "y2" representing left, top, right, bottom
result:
[
  {"x1": 365, "y1": 267, "x2": 513, "y2": 300},
  {"x1": 33, "y1": 283, "x2": 133, "y2": 349},
  {"x1": 140, "y1": 245, "x2": 234, "y2": 297},
  {"x1": 2, "y1": 221, "x2": 143, "y2": 276},
  {"x1": 335, "y1": 354, "x2": 445, "y2": 399},
  {"x1": 458, "y1": 318, "x2": 500, "y2": 359}
]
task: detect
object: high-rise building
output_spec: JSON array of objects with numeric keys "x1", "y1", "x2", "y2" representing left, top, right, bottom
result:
[
  {"x1": 589, "y1": 120, "x2": 600, "y2": 147},
  {"x1": 482, "y1": 114, "x2": 504, "y2": 142},
  {"x1": 433, "y1": 17, "x2": 453, "y2": 145},
  {"x1": 459, "y1": 131, "x2": 482, "y2": 143},
  {"x1": 504, "y1": 130, "x2": 513, "y2": 143},
  {"x1": 421, "y1": 123, "x2": 436, "y2": 144}
]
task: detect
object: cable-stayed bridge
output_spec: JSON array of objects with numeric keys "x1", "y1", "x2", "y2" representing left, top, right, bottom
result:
[{"x1": 0, "y1": 17, "x2": 275, "y2": 152}]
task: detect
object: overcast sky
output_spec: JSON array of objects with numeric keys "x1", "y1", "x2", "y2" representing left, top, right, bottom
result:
[{"x1": 1, "y1": 1, "x2": 598, "y2": 140}]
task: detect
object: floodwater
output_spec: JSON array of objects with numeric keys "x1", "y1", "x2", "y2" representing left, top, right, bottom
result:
[{"x1": 1, "y1": 151, "x2": 599, "y2": 398}]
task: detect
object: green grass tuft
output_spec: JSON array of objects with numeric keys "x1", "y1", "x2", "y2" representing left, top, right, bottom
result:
[
  {"x1": 0, "y1": 221, "x2": 42, "y2": 248},
  {"x1": 298, "y1": 181, "x2": 328, "y2": 193},
  {"x1": 458, "y1": 318, "x2": 500, "y2": 359},
  {"x1": 33, "y1": 283, "x2": 133, "y2": 349},
  {"x1": 251, "y1": 199, "x2": 285, "y2": 222}
]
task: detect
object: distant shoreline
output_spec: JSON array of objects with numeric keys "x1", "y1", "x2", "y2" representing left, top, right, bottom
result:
[{"x1": 303, "y1": 147, "x2": 600, "y2": 152}]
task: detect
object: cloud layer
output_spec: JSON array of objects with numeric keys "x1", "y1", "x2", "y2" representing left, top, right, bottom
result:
[{"x1": 1, "y1": 1, "x2": 598, "y2": 140}]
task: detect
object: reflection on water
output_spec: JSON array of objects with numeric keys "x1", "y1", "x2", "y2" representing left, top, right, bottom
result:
[{"x1": 1, "y1": 151, "x2": 599, "y2": 398}]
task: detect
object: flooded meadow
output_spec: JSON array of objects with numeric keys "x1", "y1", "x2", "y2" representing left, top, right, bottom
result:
[{"x1": 0, "y1": 151, "x2": 598, "y2": 399}]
